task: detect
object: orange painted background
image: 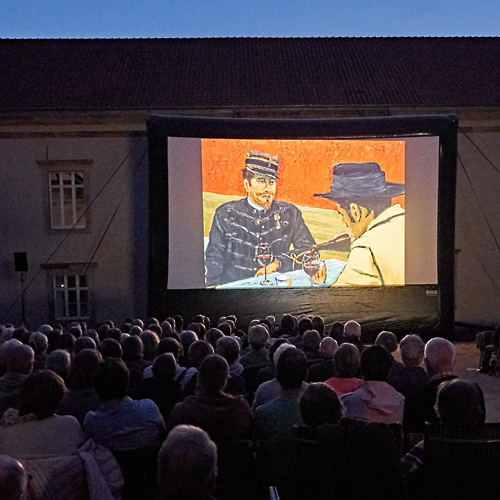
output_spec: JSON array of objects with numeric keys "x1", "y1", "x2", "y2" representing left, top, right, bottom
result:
[{"x1": 202, "y1": 139, "x2": 405, "y2": 209}]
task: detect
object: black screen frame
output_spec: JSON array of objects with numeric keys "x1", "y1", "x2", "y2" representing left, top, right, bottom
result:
[{"x1": 147, "y1": 114, "x2": 457, "y2": 338}]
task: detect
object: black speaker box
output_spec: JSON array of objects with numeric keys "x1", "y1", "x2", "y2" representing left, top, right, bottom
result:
[{"x1": 14, "y1": 252, "x2": 28, "y2": 272}]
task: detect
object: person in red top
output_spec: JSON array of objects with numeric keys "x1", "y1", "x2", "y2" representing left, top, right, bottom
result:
[{"x1": 325, "y1": 343, "x2": 362, "y2": 396}]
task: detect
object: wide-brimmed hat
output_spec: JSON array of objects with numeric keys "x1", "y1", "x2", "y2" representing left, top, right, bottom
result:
[
  {"x1": 244, "y1": 151, "x2": 280, "y2": 179},
  {"x1": 315, "y1": 162, "x2": 404, "y2": 201}
]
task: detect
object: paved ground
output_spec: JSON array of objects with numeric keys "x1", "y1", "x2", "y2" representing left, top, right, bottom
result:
[{"x1": 394, "y1": 342, "x2": 500, "y2": 423}]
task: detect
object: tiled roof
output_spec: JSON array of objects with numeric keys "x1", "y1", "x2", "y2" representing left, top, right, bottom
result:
[{"x1": 1, "y1": 37, "x2": 499, "y2": 112}]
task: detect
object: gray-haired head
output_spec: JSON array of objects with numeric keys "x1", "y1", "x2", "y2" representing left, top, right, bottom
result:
[
  {"x1": 400, "y1": 334, "x2": 425, "y2": 366},
  {"x1": 45, "y1": 349, "x2": 71, "y2": 380},
  {"x1": 29, "y1": 331, "x2": 48, "y2": 354},
  {"x1": 320, "y1": 337, "x2": 338, "y2": 359},
  {"x1": 158, "y1": 425, "x2": 217, "y2": 499},
  {"x1": 334, "y1": 343, "x2": 360, "y2": 378},
  {"x1": 375, "y1": 331, "x2": 398, "y2": 353}
]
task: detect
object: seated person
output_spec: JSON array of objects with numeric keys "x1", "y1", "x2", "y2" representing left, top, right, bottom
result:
[
  {"x1": 325, "y1": 343, "x2": 362, "y2": 396},
  {"x1": 0, "y1": 370, "x2": 84, "y2": 458},
  {"x1": 253, "y1": 344, "x2": 308, "y2": 411},
  {"x1": 307, "y1": 337, "x2": 338, "y2": 383},
  {"x1": 133, "y1": 353, "x2": 184, "y2": 424},
  {"x1": 0, "y1": 341, "x2": 34, "y2": 418},
  {"x1": 167, "y1": 355, "x2": 252, "y2": 443},
  {"x1": 402, "y1": 379, "x2": 486, "y2": 487},
  {"x1": 253, "y1": 348, "x2": 309, "y2": 440},
  {"x1": 301, "y1": 330, "x2": 323, "y2": 365},
  {"x1": 343, "y1": 320, "x2": 365, "y2": 353},
  {"x1": 181, "y1": 341, "x2": 215, "y2": 397},
  {"x1": 157, "y1": 425, "x2": 218, "y2": 500},
  {"x1": 375, "y1": 331, "x2": 404, "y2": 379},
  {"x1": 476, "y1": 325, "x2": 500, "y2": 373},
  {"x1": 216, "y1": 336, "x2": 245, "y2": 396},
  {"x1": 58, "y1": 348, "x2": 103, "y2": 425},
  {"x1": 84, "y1": 358, "x2": 166, "y2": 451},
  {"x1": 0, "y1": 455, "x2": 28, "y2": 500},
  {"x1": 403, "y1": 337, "x2": 456, "y2": 435},
  {"x1": 240, "y1": 325, "x2": 270, "y2": 369},
  {"x1": 342, "y1": 345, "x2": 404, "y2": 424},
  {"x1": 299, "y1": 382, "x2": 345, "y2": 431},
  {"x1": 388, "y1": 334, "x2": 429, "y2": 397}
]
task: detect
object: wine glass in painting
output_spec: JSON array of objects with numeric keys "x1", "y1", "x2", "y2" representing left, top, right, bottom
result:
[
  {"x1": 256, "y1": 243, "x2": 273, "y2": 286},
  {"x1": 302, "y1": 249, "x2": 321, "y2": 286}
]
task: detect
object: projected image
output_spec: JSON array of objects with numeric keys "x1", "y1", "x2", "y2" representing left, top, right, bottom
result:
[{"x1": 202, "y1": 139, "x2": 405, "y2": 288}]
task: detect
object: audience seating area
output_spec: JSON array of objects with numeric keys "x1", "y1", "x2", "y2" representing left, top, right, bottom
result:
[{"x1": 0, "y1": 314, "x2": 497, "y2": 500}]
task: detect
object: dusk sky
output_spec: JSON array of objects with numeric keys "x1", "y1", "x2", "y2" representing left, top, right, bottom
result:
[{"x1": 1, "y1": 0, "x2": 499, "y2": 39}]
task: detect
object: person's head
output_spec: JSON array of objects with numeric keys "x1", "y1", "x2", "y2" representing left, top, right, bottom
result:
[
  {"x1": 329, "y1": 321, "x2": 344, "y2": 342},
  {"x1": 106, "y1": 327, "x2": 123, "y2": 342},
  {"x1": 152, "y1": 353, "x2": 178, "y2": 383},
  {"x1": 319, "y1": 337, "x2": 338, "y2": 359},
  {"x1": 93, "y1": 358, "x2": 129, "y2": 402},
  {"x1": 248, "y1": 325, "x2": 269, "y2": 350},
  {"x1": 148, "y1": 324, "x2": 163, "y2": 338},
  {"x1": 242, "y1": 152, "x2": 280, "y2": 210},
  {"x1": 158, "y1": 425, "x2": 217, "y2": 500},
  {"x1": 196, "y1": 354, "x2": 229, "y2": 397},
  {"x1": 45, "y1": 349, "x2": 71, "y2": 380},
  {"x1": 146, "y1": 317, "x2": 160, "y2": 328},
  {"x1": 140, "y1": 331, "x2": 160, "y2": 361},
  {"x1": 158, "y1": 337, "x2": 181, "y2": 360},
  {"x1": 375, "y1": 331, "x2": 398, "y2": 353},
  {"x1": 85, "y1": 329, "x2": 99, "y2": 344},
  {"x1": 128, "y1": 325, "x2": 143, "y2": 336},
  {"x1": 218, "y1": 322, "x2": 232, "y2": 337},
  {"x1": 311, "y1": 316, "x2": 325, "y2": 336},
  {"x1": 98, "y1": 338, "x2": 123, "y2": 359},
  {"x1": 188, "y1": 340, "x2": 214, "y2": 369},
  {"x1": 400, "y1": 334, "x2": 425, "y2": 367},
  {"x1": 360, "y1": 345, "x2": 392, "y2": 381},
  {"x1": 436, "y1": 379, "x2": 485, "y2": 426},
  {"x1": 132, "y1": 318, "x2": 144, "y2": 329},
  {"x1": 216, "y1": 336, "x2": 240, "y2": 365},
  {"x1": 160, "y1": 320, "x2": 173, "y2": 338},
  {"x1": 187, "y1": 322, "x2": 206, "y2": 340},
  {"x1": 74, "y1": 336, "x2": 96, "y2": 354},
  {"x1": 180, "y1": 330, "x2": 198, "y2": 354},
  {"x1": 38, "y1": 324, "x2": 53, "y2": 335},
  {"x1": 269, "y1": 338, "x2": 289, "y2": 365},
  {"x1": 0, "y1": 455, "x2": 27, "y2": 500},
  {"x1": 343, "y1": 320, "x2": 362, "y2": 340},
  {"x1": 28, "y1": 331, "x2": 48, "y2": 355},
  {"x1": 334, "y1": 343, "x2": 360, "y2": 378},
  {"x1": 302, "y1": 330, "x2": 321, "y2": 354},
  {"x1": 122, "y1": 335, "x2": 144, "y2": 363},
  {"x1": 276, "y1": 347, "x2": 308, "y2": 391},
  {"x1": 205, "y1": 328, "x2": 225, "y2": 350},
  {"x1": 173, "y1": 315, "x2": 184, "y2": 332},
  {"x1": 66, "y1": 348, "x2": 102, "y2": 390},
  {"x1": 298, "y1": 317, "x2": 313, "y2": 336},
  {"x1": 58, "y1": 332, "x2": 76, "y2": 354},
  {"x1": 300, "y1": 383, "x2": 345, "y2": 429},
  {"x1": 19, "y1": 370, "x2": 66, "y2": 419},
  {"x1": 4, "y1": 341, "x2": 34, "y2": 374},
  {"x1": 97, "y1": 323, "x2": 110, "y2": 342},
  {"x1": 68, "y1": 326, "x2": 82, "y2": 339},
  {"x1": 424, "y1": 337, "x2": 456, "y2": 377}
]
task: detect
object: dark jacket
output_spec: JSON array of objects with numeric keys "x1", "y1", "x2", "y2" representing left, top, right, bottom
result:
[{"x1": 205, "y1": 198, "x2": 315, "y2": 286}]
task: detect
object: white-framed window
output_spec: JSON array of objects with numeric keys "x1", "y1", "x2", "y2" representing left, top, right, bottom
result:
[
  {"x1": 49, "y1": 171, "x2": 86, "y2": 229},
  {"x1": 53, "y1": 274, "x2": 90, "y2": 320}
]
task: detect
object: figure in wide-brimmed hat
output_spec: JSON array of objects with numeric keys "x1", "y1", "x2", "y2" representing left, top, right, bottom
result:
[
  {"x1": 315, "y1": 162, "x2": 405, "y2": 286},
  {"x1": 205, "y1": 151, "x2": 315, "y2": 287}
]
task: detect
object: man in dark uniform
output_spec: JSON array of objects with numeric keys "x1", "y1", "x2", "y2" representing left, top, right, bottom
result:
[{"x1": 205, "y1": 151, "x2": 316, "y2": 287}]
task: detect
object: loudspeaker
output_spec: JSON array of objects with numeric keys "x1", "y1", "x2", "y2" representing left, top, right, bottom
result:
[{"x1": 14, "y1": 252, "x2": 28, "y2": 272}]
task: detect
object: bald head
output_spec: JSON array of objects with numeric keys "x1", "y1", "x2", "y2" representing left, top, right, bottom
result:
[
  {"x1": 344, "y1": 320, "x2": 361, "y2": 339},
  {"x1": 0, "y1": 455, "x2": 27, "y2": 500},
  {"x1": 424, "y1": 337, "x2": 456, "y2": 377}
]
